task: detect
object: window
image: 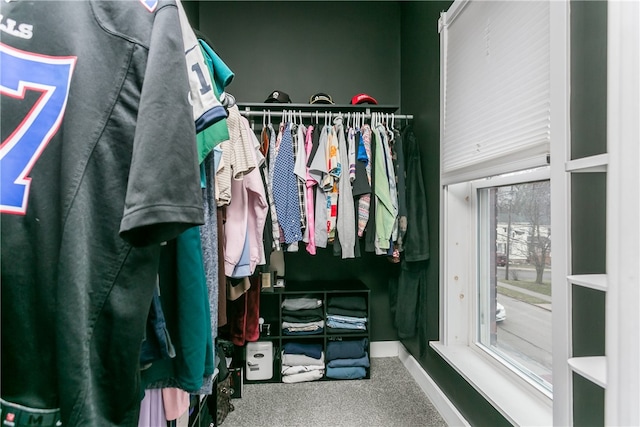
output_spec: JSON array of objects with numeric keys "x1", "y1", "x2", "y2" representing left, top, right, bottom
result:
[
  {"x1": 433, "y1": 169, "x2": 554, "y2": 426},
  {"x1": 432, "y1": 1, "x2": 570, "y2": 423},
  {"x1": 477, "y1": 178, "x2": 552, "y2": 392}
]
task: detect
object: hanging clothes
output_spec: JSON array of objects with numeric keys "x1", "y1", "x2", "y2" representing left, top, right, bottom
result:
[
  {"x1": 380, "y1": 122, "x2": 400, "y2": 254},
  {"x1": 263, "y1": 122, "x2": 281, "y2": 251},
  {"x1": 391, "y1": 127, "x2": 408, "y2": 253},
  {"x1": 195, "y1": 38, "x2": 233, "y2": 164},
  {"x1": 351, "y1": 126, "x2": 370, "y2": 258},
  {"x1": 348, "y1": 126, "x2": 357, "y2": 183},
  {"x1": 335, "y1": 116, "x2": 356, "y2": 258},
  {"x1": 161, "y1": 388, "x2": 190, "y2": 422},
  {"x1": 223, "y1": 112, "x2": 268, "y2": 277},
  {"x1": 322, "y1": 125, "x2": 341, "y2": 243},
  {"x1": 273, "y1": 123, "x2": 303, "y2": 244},
  {"x1": 138, "y1": 389, "x2": 166, "y2": 427},
  {"x1": 142, "y1": 228, "x2": 215, "y2": 394},
  {"x1": 199, "y1": 151, "x2": 220, "y2": 363},
  {"x1": 389, "y1": 124, "x2": 431, "y2": 339},
  {"x1": 402, "y1": 125, "x2": 430, "y2": 262},
  {"x1": 373, "y1": 124, "x2": 397, "y2": 253},
  {"x1": 294, "y1": 123, "x2": 309, "y2": 241},
  {"x1": 357, "y1": 125, "x2": 374, "y2": 238},
  {"x1": 228, "y1": 275, "x2": 261, "y2": 346},
  {"x1": 234, "y1": 108, "x2": 415, "y2": 262},
  {"x1": 304, "y1": 125, "x2": 318, "y2": 255},
  {"x1": 310, "y1": 124, "x2": 330, "y2": 248}
]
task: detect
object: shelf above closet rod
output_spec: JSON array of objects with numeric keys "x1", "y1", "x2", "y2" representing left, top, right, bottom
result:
[
  {"x1": 238, "y1": 109, "x2": 413, "y2": 121},
  {"x1": 237, "y1": 102, "x2": 401, "y2": 114}
]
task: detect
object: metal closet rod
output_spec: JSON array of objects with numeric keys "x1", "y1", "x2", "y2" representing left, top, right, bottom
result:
[{"x1": 238, "y1": 109, "x2": 413, "y2": 121}]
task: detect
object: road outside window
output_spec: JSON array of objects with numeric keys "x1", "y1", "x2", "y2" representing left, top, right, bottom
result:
[{"x1": 478, "y1": 180, "x2": 552, "y2": 392}]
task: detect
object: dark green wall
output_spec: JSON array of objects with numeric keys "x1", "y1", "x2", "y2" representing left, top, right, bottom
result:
[
  {"x1": 182, "y1": 0, "x2": 199, "y2": 28},
  {"x1": 570, "y1": 1, "x2": 608, "y2": 424},
  {"x1": 570, "y1": 0, "x2": 608, "y2": 160},
  {"x1": 198, "y1": 1, "x2": 405, "y2": 341},
  {"x1": 198, "y1": 2, "x2": 401, "y2": 106},
  {"x1": 573, "y1": 372, "x2": 605, "y2": 426},
  {"x1": 399, "y1": 2, "x2": 510, "y2": 426}
]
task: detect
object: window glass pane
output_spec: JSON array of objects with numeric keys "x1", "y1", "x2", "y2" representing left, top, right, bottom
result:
[{"x1": 478, "y1": 180, "x2": 552, "y2": 392}]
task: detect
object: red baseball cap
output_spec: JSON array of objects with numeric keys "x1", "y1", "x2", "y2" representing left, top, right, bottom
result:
[{"x1": 350, "y1": 93, "x2": 378, "y2": 105}]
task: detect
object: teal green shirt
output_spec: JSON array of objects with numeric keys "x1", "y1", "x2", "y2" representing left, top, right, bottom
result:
[
  {"x1": 196, "y1": 40, "x2": 234, "y2": 164},
  {"x1": 141, "y1": 227, "x2": 214, "y2": 392}
]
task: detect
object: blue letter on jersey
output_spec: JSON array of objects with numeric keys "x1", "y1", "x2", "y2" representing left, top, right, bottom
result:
[{"x1": 1, "y1": 43, "x2": 76, "y2": 214}]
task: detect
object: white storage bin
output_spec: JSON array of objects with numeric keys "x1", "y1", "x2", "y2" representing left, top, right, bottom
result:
[{"x1": 245, "y1": 341, "x2": 273, "y2": 380}]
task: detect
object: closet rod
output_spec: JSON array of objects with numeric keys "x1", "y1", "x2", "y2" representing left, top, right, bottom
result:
[{"x1": 238, "y1": 109, "x2": 413, "y2": 121}]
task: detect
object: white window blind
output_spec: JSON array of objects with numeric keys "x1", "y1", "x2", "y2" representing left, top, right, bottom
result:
[{"x1": 441, "y1": 1, "x2": 551, "y2": 185}]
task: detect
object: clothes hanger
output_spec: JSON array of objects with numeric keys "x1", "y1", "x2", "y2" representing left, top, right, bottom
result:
[
  {"x1": 260, "y1": 110, "x2": 269, "y2": 156},
  {"x1": 219, "y1": 92, "x2": 236, "y2": 108}
]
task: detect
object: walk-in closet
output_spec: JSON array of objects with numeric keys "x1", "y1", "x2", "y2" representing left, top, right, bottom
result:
[{"x1": 2, "y1": 1, "x2": 638, "y2": 426}]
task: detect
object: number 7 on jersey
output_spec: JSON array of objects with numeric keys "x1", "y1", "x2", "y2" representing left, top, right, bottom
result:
[{"x1": 1, "y1": 43, "x2": 76, "y2": 215}]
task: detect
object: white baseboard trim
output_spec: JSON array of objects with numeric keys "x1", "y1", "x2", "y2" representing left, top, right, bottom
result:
[
  {"x1": 370, "y1": 340, "x2": 400, "y2": 358},
  {"x1": 398, "y1": 343, "x2": 470, "y2": 427}
]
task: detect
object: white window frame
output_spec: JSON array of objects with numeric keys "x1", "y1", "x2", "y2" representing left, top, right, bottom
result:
[
  {"x1": 432, "y1": 170, "x2": 554, "y2": 426},
  {"x1": 430, "y1": 1, "x2": 571, "y2": 425},
  {"x1": 473, "y1": 169, "x2": 552, "y2": 392},
  {"x1": 605, "y1": 1, "x2": 640, "y2": 425}
]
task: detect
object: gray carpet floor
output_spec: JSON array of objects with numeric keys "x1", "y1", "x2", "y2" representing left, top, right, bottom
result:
[{"x1": 221, "y1": 357, "x2": 447, "y2": 427}]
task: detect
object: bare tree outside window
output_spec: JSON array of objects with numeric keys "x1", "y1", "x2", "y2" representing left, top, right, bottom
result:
[
  {"x1": 497, "y1": 182, "x2": 551, "y2": 284},
  {"x1": 479, "y1": 179, "x2": 552, "y2": 390}
]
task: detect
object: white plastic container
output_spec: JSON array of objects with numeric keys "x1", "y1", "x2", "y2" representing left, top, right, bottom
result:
[{"x1": 245, "y1": 341, "x2": 273, "y2": 380}]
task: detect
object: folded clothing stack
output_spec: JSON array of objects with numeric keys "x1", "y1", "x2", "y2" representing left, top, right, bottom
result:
[
  {"x1": 281, "y1": 296, "x2": 324, "y2": 335},
  {"x1": 326, "y1": 296, "x2": 367, "y2": 332},
  {"x1": 281, "y1": 342, "x2": 325, "y2": 383},
  {"x1": 325, "y1": 338, "x2": 369, "y2": 380}
]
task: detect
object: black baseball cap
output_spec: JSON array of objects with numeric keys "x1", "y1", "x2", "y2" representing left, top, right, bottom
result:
[
  {"x1": 309, "y1": 93, "x2": 334, "y2": 105},
  {"x1": 264, "y1": 90, "x2": 291, "y2": 103}
]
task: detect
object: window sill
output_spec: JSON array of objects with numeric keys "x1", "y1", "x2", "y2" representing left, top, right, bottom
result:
[{"x1": 430, "y1": 341, "x2": 553, "y2": 427}]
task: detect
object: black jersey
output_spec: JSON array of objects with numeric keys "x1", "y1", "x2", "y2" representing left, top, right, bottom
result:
[{"x1": 1, "y1": 1, "x2": 205, "y2": 425}]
